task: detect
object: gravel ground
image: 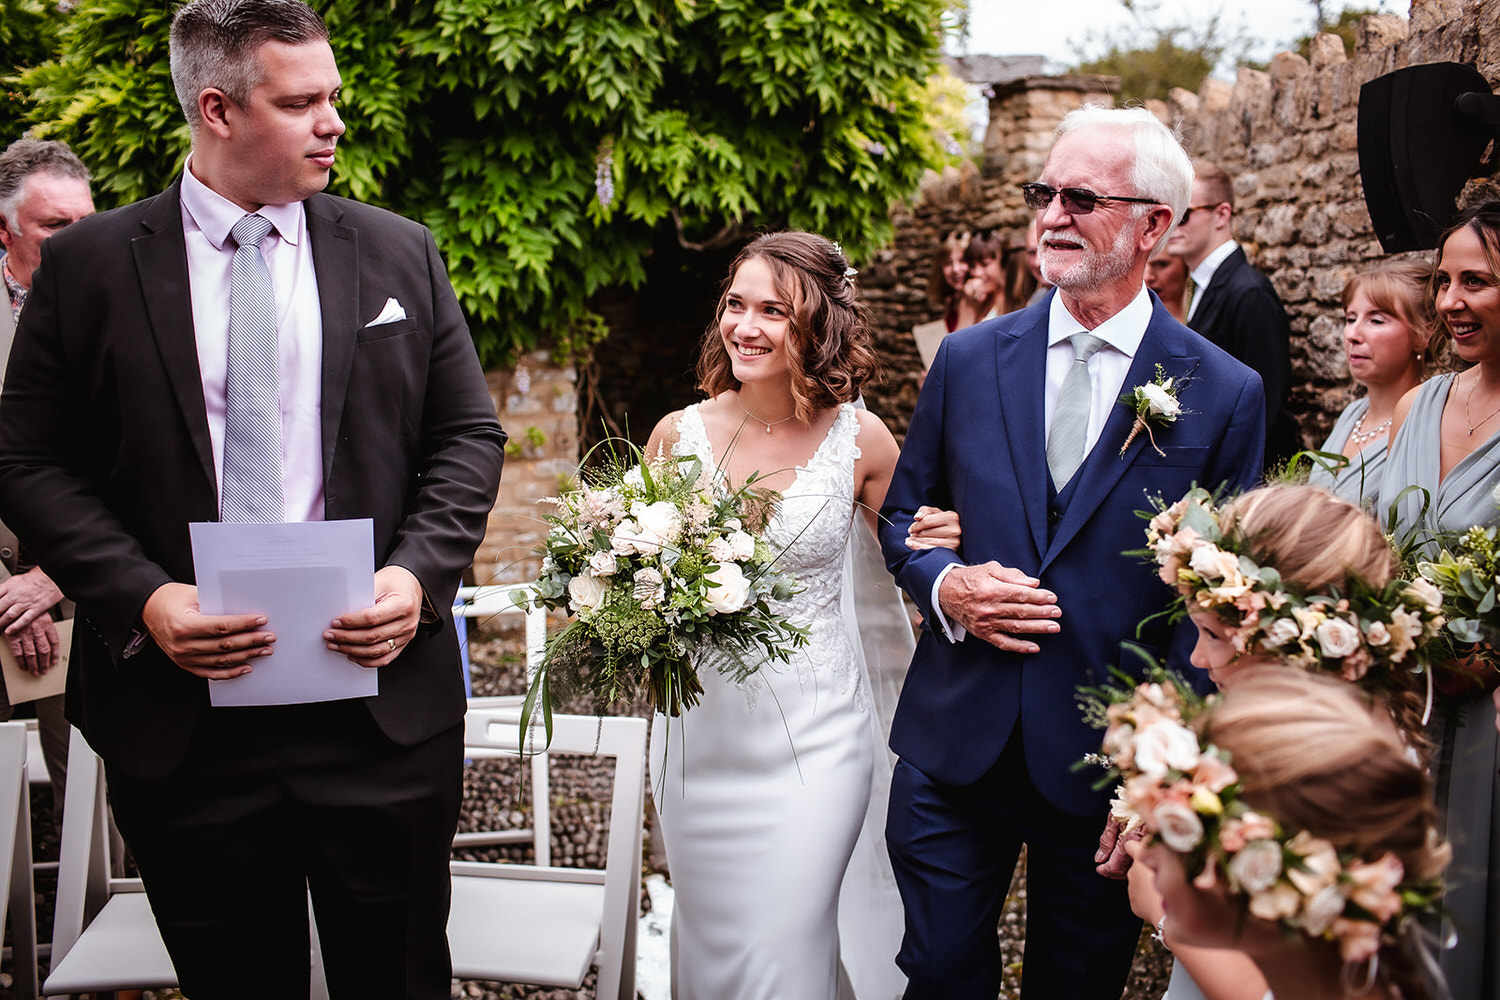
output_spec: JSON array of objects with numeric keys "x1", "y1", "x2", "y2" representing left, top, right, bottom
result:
[{"x1": 0, "y1": 629, "x2": 1172, "y2": 999}]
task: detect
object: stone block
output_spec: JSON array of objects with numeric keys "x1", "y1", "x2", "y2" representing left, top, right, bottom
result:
[
  {"x1": 1270, "y1": 50, "x2": 1310, "y2": 83},
  {"x1": 1167, "y1": 88, "x2": 1200, "y2": 117},
  {"x1": 1199, "y1": 76, "x2": 1234, "y2": 114},
  {"x1": 1308, "y1": 33, "x2": 1348, "y2": 68},
  {"x1": 1356, "y1": 13, "x2": 1408, "y2": 54},
  {"x1": 1256, "y1": 202, "x2": 1300, "y2": 246}
]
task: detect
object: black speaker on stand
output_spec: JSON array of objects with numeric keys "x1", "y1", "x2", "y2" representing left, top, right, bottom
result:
[{"x1": 1359, "y1": 62, "x2": 1500, "y2": 252}]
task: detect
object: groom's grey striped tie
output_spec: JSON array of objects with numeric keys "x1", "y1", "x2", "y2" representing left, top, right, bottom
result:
[
  {"x1": 1046, "y1": 332, "x2": 1105, "y2": 489},
  {"x1": 220, "y1": 213, "x2": 283, "y2": 523}
]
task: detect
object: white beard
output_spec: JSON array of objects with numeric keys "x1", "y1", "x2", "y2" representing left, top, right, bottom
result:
[{"x1": 1039, "y1": 218, "x2": 1139, "y2": 293}]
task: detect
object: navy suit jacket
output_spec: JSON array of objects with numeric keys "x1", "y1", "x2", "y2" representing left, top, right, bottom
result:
[
  {"x1": 879, "y1": 290, "x2": 1264, "y2": 816},
  {"x1": 0, "y1": 179, "x2": 506, "y2": 780}
]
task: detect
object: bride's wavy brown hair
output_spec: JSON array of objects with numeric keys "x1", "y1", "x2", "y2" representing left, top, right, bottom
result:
[{"x1": 696, "y1": 231, "x2": 880, "y2": 422}]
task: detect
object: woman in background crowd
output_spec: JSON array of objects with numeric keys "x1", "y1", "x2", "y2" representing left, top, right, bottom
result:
[
  {"x1": 1146, "y1": 247, "x2": 1190, "y2": 322},
  {"x1": 1308, "y1": 262, "x2": 1436, "y2": 507},
  {"x1": 953, "y1": 228, "x2": 1005, "y2": 330}
]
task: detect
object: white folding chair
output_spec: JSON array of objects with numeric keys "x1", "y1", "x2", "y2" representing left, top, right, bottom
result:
[
  {"x1": 0, "y1": 722, "x2": 38, "y2": 1000},
  {"x1": 448, "y1": 708, "x2": 645, "y2": 1000},
  {"x1": 456, "y1": 583, "x2": 546, "y2": 669},
  {"x1": 44, "y1": 728, "x2": 330, "y2": 998}
]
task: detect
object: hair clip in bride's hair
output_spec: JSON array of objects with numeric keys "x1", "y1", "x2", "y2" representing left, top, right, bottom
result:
[{"x1": 830, "y1": 240, "x2": 857, "y2": 285}]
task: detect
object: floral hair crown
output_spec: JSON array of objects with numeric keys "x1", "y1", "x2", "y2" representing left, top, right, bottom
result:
[
  {"x1": 1099, "y1": 680, "x2": 1442, "y2": 963},
  {"x1": 1144, "y1": 488, "x2": 1445, "y2": 691}
]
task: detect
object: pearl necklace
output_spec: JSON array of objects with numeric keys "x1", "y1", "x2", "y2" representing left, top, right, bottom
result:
[
  {"x1": 738, "y1": 397, "x2": 796, "y2": 434},
  {"x1": 1347, "y1": 411, "x2": 1391, "y2": 448}
]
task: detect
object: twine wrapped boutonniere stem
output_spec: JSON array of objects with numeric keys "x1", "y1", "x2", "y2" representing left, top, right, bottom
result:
[{"x1": 1120, "y1": 365, "x2": 1186, "y2": 457}]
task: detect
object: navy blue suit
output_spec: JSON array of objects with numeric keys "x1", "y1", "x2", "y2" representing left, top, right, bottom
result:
[{"x1": 879, "y1": 290, "x2": 1264, "y2": 998}]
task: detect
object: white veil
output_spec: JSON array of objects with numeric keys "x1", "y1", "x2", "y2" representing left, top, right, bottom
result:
[{"x1": 834, "y1": 518, "x2": 913, "y2": 999}]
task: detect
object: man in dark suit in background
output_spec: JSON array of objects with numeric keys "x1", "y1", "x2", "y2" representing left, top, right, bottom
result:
[
  {"x1": 0, "y1": 137, "x2": 95, "y2": 827},
  {"x1": 1168, "y1": 159, "x2": 1300, "y2": 466},
  {"x1": 0, "y1": 2, "x2": 505, "y2": 997},
  {"x1": 880, "y1": 106, "x2": 1264, "y2": 999}
]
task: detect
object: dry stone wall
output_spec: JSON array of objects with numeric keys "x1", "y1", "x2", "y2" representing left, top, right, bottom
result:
[{"x1": 861, "y1": 0, "x2": 1500, "y2": 446}]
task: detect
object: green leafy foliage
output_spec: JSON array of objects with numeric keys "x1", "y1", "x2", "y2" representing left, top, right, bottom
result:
[
  {"x1": 0, "y1": 0, "x2": 70, "y2": 139},
  {"x1": 15, "y1": 0, "x2": 949, "y2": 366}
]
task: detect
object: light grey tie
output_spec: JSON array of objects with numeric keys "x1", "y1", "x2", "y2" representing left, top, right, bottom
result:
[
  {"x1": 1046, "y1": 332, "x2": 1105, "y2": 488},
  {"x1": 220, "y1": 213, "x2": 283, "y2": 523}
]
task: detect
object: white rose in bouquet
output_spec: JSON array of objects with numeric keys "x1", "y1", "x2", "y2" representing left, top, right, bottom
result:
[
  {"x1": 610, "y1": 518, "x2": 643, "y2": 555},
  {"x1": 588, "y1": 550, "x2": 618, "y2": 576},
  {"x1": 1151, "y1": 801, "x2": 1204, "y2": 852},
  {"x1": 633, "y1": 500, "x2": 683, "y2": 554},
  {"x1": 1141, "y1": 381, "x2": 1182, "y2": 418},
  {"x1": 567, "y1": 573, "x2": 607, "y2": 612},
  {"x1": 728, "y1": 529, "x2": 756, "y2": 561},
  {"x1": 706, "y1": 536, "x2": 736, "y2": 563},
  {"x1": 1132, "y1": 719, "x2": 1201, "y2": 777},
  {"x1": 704, "y1": 562, "x2": 752, "y2": 614}
]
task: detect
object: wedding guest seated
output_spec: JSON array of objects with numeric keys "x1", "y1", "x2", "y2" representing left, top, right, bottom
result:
[
  {"x1": 1145, "y1": 246, "x2": 1189, "y2": 322},
  {"x1": 1121, "y1": 670, "x2": 1450, "y2": 1000},
  {"x1": 953, "y1": 228, "x2": 1004, "y2": 330},
  {"x1": 1308, "y1": 262, "x2": 1436, "y2": 507},
  {"x1": 913, "y1": 228, "x2": 971, "y2": 370}
]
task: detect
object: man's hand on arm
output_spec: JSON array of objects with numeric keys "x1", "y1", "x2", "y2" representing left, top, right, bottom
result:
[
  {"x1": 936, "y1": 561, "x2": 1060, "y2": 653},
  {"x1": 323, "y1": 565, "x2": 422, "y2": 668},
  {"x1": 142, "y1": 582, "x2": 274, "y2": 680},
  {"x1": 0, "y1": 568, "x2": 66, "y2": 674},
  {"x1": 1094, "y1": 815, "x2": 1142, "y2": 879}
]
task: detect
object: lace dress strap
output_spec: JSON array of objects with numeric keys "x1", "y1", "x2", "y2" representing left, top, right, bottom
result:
[{"x1": 671, "y1": 404, "x2": 714, "y2": 466}]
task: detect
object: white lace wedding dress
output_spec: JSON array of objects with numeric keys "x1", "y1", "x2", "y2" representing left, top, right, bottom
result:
[{"x1": 650, "y1": 402, "x2": 906, "y2": 1000}]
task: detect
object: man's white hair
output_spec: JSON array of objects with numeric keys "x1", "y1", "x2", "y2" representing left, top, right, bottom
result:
[{"x1": 1054, "y1": 104, "x2": 1193, "y2": 253}]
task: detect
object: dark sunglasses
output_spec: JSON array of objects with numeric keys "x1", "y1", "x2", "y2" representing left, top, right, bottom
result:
[
  {"x1": 1020, "y1": 182, "x2": 1161, "y2": 215},
  {"x1": 1178, "y1": 203, "x2": 1221, "y2": 225}
]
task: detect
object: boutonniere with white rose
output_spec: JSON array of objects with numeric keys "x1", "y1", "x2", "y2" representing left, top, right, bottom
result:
[{"x1": 1119, "y1": 365, "x2": 1186, "y2": 457}]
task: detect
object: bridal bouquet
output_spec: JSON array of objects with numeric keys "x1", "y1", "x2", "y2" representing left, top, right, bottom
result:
[
  {"x1": 1417, "y1": 523, "x2": 1500, "y2": 652},
  {"x1": 514, "y1": 444, "x2": 809, "y2": 735}
]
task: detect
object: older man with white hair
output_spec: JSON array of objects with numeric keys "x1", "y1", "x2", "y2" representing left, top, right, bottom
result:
[{"x1": 880, "y1": 105, "x2": 1266, "y2": 998}]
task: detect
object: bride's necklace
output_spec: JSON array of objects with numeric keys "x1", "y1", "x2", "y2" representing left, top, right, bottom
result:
[
  {"x1": 738, "y1": 396, "x2": 796, "y2": 434},
  {"x1": 1464, "y1": 373, "x2": 1500, "y2": 436},
  {"x1": 1347, "y1": 410, "x2": 1391, "y2": 447}
]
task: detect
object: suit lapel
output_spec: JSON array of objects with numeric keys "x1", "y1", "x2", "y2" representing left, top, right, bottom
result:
[
  {"x1": 1189, "y1": 246, "x2": 1244, "y2": 337},
  {"x1": 1041, "y1": 302, "x2": 1199, "y2": 567},
  {"x1": 992, "y1": 307, "x2": 1051, "y2": 561},
  {"x1": 305, "y1": 195, "x2": 358, "y2": 486},
  {"x1": 132, "y1": 180, "x2": 217, "y2": 491}
]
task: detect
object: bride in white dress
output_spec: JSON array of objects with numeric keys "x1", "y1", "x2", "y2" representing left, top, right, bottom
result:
[{"x1": 644, "y1": 231, "x2": 957, "y2": 1000}]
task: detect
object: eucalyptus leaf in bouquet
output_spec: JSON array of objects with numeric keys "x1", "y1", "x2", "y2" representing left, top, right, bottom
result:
[{"x1": 513, "y1": 438, "x2": 810, "y2": 746}]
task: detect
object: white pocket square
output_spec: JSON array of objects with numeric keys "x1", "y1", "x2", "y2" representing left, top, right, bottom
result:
[{"x1": 365, "y1": 297, "x2": 408, "y2": 327}]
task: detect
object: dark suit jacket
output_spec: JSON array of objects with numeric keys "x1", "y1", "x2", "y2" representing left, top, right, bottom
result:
[
  {"x1": 1187, "y1": 245, "x2": 1299, "y2": 461},
  {"x1": 0, "y1": 178, "x2": 506, "y2": 779},
  {"x1": 879, "y1": 291, "x2": 1264, "y2": 816}
]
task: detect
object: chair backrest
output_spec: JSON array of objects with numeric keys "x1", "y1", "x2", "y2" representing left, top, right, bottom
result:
[
  {"x1": 0, "y1": 722, "x2": 37, "y2": 1000},
  {"x1": 49, "y1": 727, "x2": 127, "y2": 970},
  {"x1": 454, "y1": 709, "x2": 645, "y2": 1000},
  {"x1": 455, "y1": 584, "x2": 546, "y2": 671}
]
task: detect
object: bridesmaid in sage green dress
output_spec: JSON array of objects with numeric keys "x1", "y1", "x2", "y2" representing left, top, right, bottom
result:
[
  {"x1": 1381, "y1": 201, "x2": 1500, "y2": 1000},
  {"x1": 1309, "y1": 261, "x2": 1434, "y2": 509}
]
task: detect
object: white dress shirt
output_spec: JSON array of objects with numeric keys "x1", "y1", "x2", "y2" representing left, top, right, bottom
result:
[
  {"x1": 180, "y1": 160, "x2": 325, "y2": 523},
  {"x1": 1185, "y1": 239, "x2": 1238, "y2": 322},
  {"x1": 932, "y1": 285, "x2": 1154, "y2": 642}
]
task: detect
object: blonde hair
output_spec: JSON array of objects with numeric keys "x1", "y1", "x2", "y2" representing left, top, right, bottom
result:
[
  {"x1": 1206, "y1": 670, "x2": 1449, "y2": 999},
  {"x1": 1191, "y1": 159, "x2": 1234, "y2": 210},
  {"x1": 1219, "y1": 484, "x2": 1431, "y2": 747},
  {"x1": 1222, "y1": 484, "x2": 1397, "y2": 595}
]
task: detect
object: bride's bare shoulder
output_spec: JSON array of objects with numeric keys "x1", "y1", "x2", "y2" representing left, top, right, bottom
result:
[{"x1": 645, "y1": 409, "x2": 688, "y2": 460}]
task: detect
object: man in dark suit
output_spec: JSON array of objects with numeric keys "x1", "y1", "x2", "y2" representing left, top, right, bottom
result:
[
  {"x1": 0, "y1": 137, "x2": 95, "y2": 826},
  {"x1": 0, "y1": 2, "x2": 505, "y2": 997},
  {"x1": 880, "y1": 106, "x2": 1264, "y2": 999},
  {"x1": 1167, "y1": 159, "x2": 1299, "y2": 466}
]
